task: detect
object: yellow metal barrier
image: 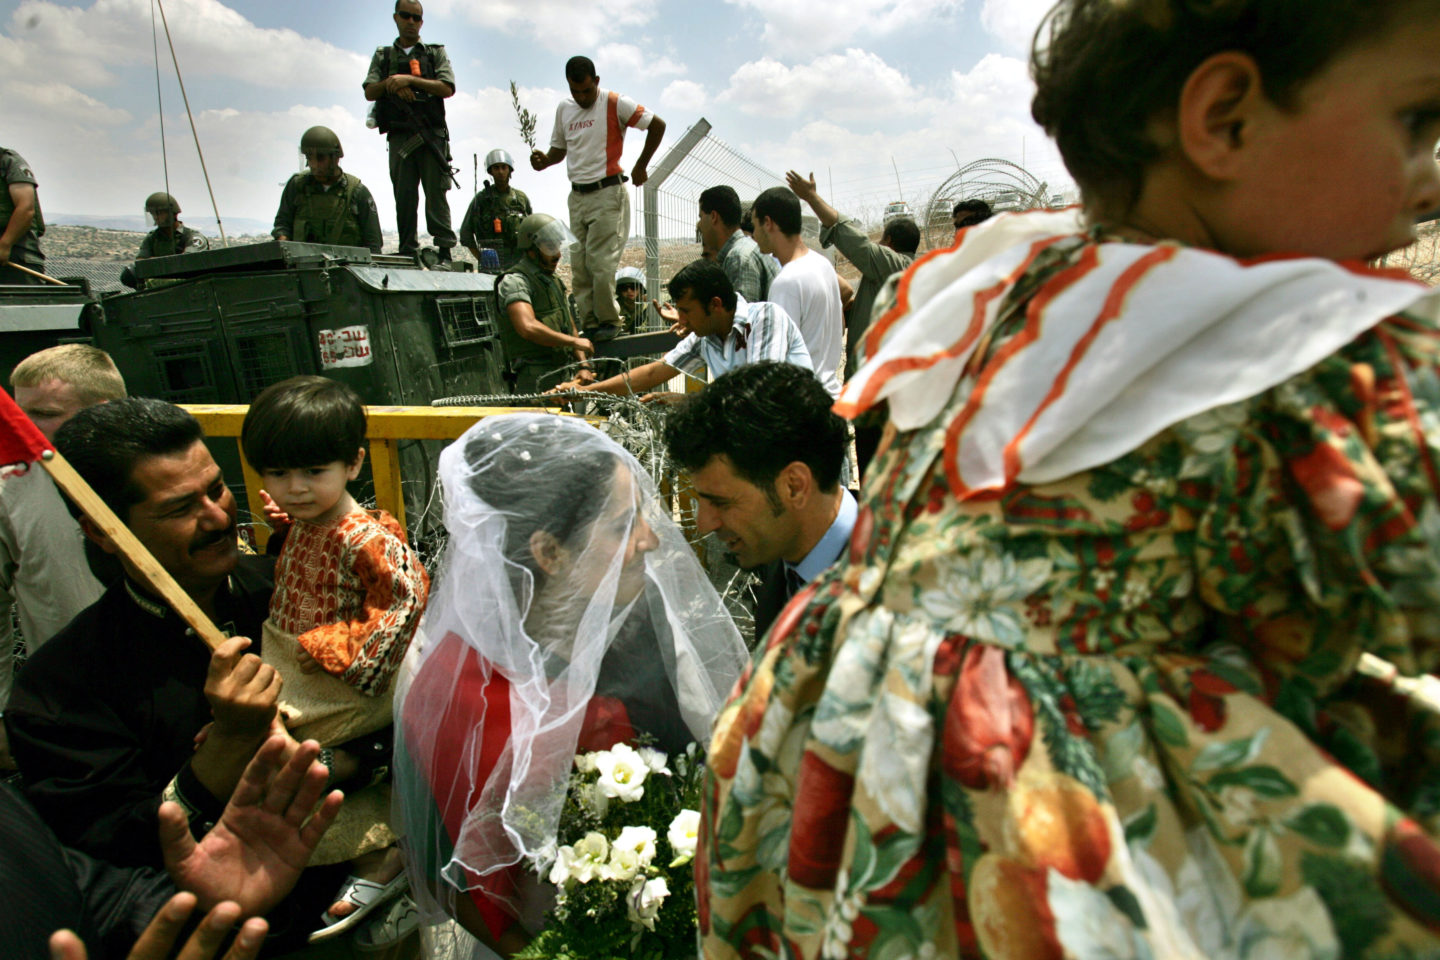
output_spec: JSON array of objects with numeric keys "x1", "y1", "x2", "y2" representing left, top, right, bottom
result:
[{"x1": 183, "y1": 404, "x2": 584, "y2": 547}]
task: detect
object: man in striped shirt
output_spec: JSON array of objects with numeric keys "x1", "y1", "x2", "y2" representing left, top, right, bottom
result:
[{"x1": 562, "y1": 259, "x2": 813, "y2": 399}]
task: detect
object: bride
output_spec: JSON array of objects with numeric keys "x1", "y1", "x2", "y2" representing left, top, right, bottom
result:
[{"x1": 392, "y1": 414, "x2": 747, "y2": 956}]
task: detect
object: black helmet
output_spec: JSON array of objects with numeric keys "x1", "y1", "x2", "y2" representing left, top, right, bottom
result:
[{"x1": 300, "y1": 126, "x2": 343, "y2": 158}]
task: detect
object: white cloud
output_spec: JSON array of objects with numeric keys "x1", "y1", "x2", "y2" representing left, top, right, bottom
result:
[
  {"x1": 728, "y1": 52, "x2": 1067, "y2": 235},
  {"x1": 979, "y1": 0, "x2": 1054, "y2": 52},
  {"x1": 723, "y1": 0, "x2": 960, "y2": 57},
  {"x1": 720, "y1": 49, "x2": 935, "y2": 126},
  {"x1": 424, "y1": 0, "x2": 659, "y2": 52},
  {"x1": 595, "y1": 43, "x2": 686, "y2": 79},
  {"x1": 659, "y1": 79, "x2": 707, "y2": 113},
  {"x1": 6, "y1": 0, "x2": 367, "y2": 91}
]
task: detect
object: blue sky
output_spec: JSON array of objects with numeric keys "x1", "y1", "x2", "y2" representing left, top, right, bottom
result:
[{"x1": 0, "y1": 0, "x2": 1069, "y2": 238}]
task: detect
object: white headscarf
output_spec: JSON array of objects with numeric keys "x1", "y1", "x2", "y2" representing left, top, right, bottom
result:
[{"x1": 393, "y1": 413, "x2": 746, "y2": 940}]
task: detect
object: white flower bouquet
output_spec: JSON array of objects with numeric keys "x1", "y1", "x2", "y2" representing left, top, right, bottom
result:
[{"x1": 516, "y1": 741, "x2": 705, "y2": 960}]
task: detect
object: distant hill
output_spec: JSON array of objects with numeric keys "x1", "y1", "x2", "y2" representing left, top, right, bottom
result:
[{"x1": 46, "y1": 213, "x2": 275, "y2": 236}]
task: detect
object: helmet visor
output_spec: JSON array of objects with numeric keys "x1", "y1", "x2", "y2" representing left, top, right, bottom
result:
[{"x1": 533, "y1": 219, "x2": 577, "y2": 257}]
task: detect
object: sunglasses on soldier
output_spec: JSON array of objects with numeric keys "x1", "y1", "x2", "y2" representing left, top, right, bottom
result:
[{"x1": 395, "y1": 10, "x2": 422, "y2": 21}]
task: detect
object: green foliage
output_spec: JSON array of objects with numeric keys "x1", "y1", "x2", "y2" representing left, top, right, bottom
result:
[
  {"x1": 510, "y1": 81, "x2": 539, "y2": 150},
  {"x1": 1301, "y1": 850, "x2": 1392, "y2": 957}
]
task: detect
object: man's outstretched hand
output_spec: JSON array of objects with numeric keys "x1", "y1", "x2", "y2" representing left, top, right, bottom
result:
[
  {"x1": 162, "y1": 736, "x2": 343, "y2": 917},
  {"x1": 50, "y1": 894, "x2": 268, "y2": 960}
]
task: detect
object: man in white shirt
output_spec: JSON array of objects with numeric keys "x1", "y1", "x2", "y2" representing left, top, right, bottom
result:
[
  {"x1": 751, "y1": 186, "x2": 844, "y2": 397},
  {"x1": 562, "y1": 258, "x2": 811, "y2": 398},
  {"x1": 531, "y1": 56, "x2": 666, "y2": 340},
  {"x1": 0, "y1": 345, "x2": 126, "y2": 765}
]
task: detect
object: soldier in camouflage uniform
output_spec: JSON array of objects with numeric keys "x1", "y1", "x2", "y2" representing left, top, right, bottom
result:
[
  {"x1": 272, "y1": 127, "x2": 383, "y2": 253},
  {"x1": 136, "y1": 192, "x2": 210, "y2": 260},
  {"x1": 459, "y1": 149, "x2": 532, "y2": 271},
  {"x1": 615, "y1": 266, "x2": 648, "y2": 332},
  {"x1": 496, "y1": 214, "x2": 595, "y2": 395},
  {"x1": 0, "y1": 147, "x2": 45, "y2": 285}
]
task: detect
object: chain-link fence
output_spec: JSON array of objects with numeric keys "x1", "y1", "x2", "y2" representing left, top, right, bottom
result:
[{"x1": 629, "y1": 118, "x2": 787, "y2": 331}]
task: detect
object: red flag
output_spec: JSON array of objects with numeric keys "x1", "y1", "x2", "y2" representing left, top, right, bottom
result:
[{"x1": 0, "y1": 387, "x2": 52, "y2": 474}]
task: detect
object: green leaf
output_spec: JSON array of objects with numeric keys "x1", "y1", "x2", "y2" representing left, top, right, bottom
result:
[
  {"x1": 1284, "y1": 804, "x2": 1352, "y2": 848},
  {"x1": 1124, "y1": 804, "x2": 1158, "y2": 847},
  {"x1": 1243, "y1": 827, "x2": 1282, "y2": 897},
  {"x1": 848, "y1": 810, "x2": 876, "y2": 888},
  {"x1": 707, "y1": 863, "x2": 763, "y2": 900},
  {"x1": 1193, "y1": 728, "x2": 1269, "y2": 772},
  {"x1": 1149, "y1": 701, "x2": 1189, "y2": 748},
  {"x1": 1301, "y1": 850, "x2": 1392, "y2": 956},
  {"x1": 1106, "y1": 885, "x2": 1148, "y2": 930},
  {"x1": 1206, "y1": 765, "x2": 1298, "y2": 799}
]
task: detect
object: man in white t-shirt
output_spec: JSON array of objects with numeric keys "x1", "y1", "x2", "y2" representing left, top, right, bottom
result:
[
  {"x1": 751, "y1": 186, "x2": 843, "y2": 397},
  {"x1": 530, "y1": 55, "x2": 666, "y2": 340}
]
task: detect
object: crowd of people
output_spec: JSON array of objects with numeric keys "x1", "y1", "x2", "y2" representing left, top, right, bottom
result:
[{"x1": 2, "y1": 0, "x2": 1440, "y2": 958}]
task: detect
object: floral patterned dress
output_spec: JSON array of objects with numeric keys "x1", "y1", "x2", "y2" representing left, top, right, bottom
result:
[{"x1": 699, "y1": 222, "x2": 1440, "y2": 960}]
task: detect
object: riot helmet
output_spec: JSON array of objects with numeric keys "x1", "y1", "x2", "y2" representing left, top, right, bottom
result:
[
  {"x1": 485, "y1": 148, "x2": 515, "y2": 174},
  {"x1": 517, "y1": 213, "x2": 576, "y2": 257},
  {"x1": 300, "y1": 126, "x2": 344, "y2": 158},
  {"x1": 615, "y1": 266, "x2": 646, "y2": 292}
]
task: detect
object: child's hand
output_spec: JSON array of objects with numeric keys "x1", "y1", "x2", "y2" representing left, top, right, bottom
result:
[
  {"x1": 297, "y1": 649, "x2": 322, "y2": 675},
  {"x1": 259, "y1": 490, "x2": 291, "y2": 531}
]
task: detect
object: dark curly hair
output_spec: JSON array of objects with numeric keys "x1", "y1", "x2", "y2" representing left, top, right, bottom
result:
[
  {"x1": 1031, "y1": 0, "x2": 1439, "y2": 218},
  {"x1": 663, "y1": 361, "x2": 846, "y2": 504}
]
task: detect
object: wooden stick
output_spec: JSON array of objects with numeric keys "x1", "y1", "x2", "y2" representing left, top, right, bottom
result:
[
  {"x1": 41, "y1": 449, "x2": 228, "y2": 651},
  {"x1": 6, "y1": 261, "x2": 68, "y2": 286}
]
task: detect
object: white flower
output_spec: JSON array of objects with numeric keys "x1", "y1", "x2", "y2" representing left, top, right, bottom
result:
[
  {"x1": 604, "y1": 842, "x2": 643, "y2": 881},
  {"x1": 917, "y1": 550, "x2": 1052, "y2": 648},
  {"x1": 567, "y1": 832, "x2": 610, "y2": 883},
  {"x1": 1132, "y1": 755, "x2": 1166, "y2": 792},
  {"x1": 547, "y1": 845, "x2": 578, "y2": 886},
  {"x1": 627, "y1": 876, "x2": 670, "y2": 931},
  {"x1": 575, "y1": 751, "x2": 601, "y2": 774},
  {"x1": 636, "y1": 746, "x2": 670, "y2": 775},
  {"x1": 667, "y1": 809, "x2": 701, "y2": 864},
  {"x1": 613, "y1": 825, "x2": 658, "y2": 869},
  {"x1": 820, "y1": 869, "x2": 863, "y2": 960},
  {"x1": 594, "y1": 743, "x2": 649, "y2": 802},
  {"x1": 1219, "y1": 786, "x2": 1258, "y2": 829}
]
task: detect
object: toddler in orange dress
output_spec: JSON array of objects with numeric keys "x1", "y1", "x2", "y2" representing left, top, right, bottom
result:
[{"x1": 241, "y1": 374, "x2": 429, "y2": 945}]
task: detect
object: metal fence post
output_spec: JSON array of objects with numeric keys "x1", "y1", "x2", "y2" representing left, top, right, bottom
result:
[{"x1": 641, "y1": 118, "x2": 711, "y2": 304}]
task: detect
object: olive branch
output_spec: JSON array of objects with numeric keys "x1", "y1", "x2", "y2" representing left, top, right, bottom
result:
[{"x1": 510, "y1": 80, "x2": 538, "y2": 150}]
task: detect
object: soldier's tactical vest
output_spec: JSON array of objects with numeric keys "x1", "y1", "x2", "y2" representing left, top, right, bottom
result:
[
  {"x1": 374, "y1": 45, "x2": 447, "y2": 134},
  {"x1": 147, "y1": 226, "x2": 203, "y2": 258},
  {"x1": 497, "y1": 256, "x2": 574, "y2": 371},
  {"x1": 475, "y1": 188, "x2": 529, "y2": 252},
  {"x1": 291, "y1": 174, "x2": 363, "y2": 247},
  {"x1": 0, "y1": 149, "x2": 44, "y2": 248}
]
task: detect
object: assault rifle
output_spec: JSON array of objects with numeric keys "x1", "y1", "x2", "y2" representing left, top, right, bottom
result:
[{"x1": 384, "y1": 94, "x2": 461, "y2": 190}]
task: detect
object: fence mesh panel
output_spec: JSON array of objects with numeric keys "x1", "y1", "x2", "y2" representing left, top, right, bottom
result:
[{"x1": 629, "y1": 118, "x2": 786, "y2": 332}]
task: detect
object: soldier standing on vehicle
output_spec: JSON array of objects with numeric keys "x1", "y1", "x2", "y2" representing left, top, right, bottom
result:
[
  {"x1": 530, "y1": 55, "x2": 666, "y2": 342},
  {"x1": 459, "y1": 149, "x2": 532, "y2": 271},
  {"x1": 136, "y1": 193, "x2": 209, "y2": 260},
  {"x1": 496, "y1": 213, "x2": 596, "y2": 395},
  {"x1": 363, "y1": 0, "x2": 457, "y2": 262},
  {"x1": 272, "y1": 127, "x2": 383, "y2": 253},
  {"x1": 0, "y1": 146, "x2": 45, "y2": 285}
]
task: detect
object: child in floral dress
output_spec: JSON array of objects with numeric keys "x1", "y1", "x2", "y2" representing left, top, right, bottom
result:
[
  {"x1": 241, "y1": 375, "x2": 429, "y2": 943},
  {"x1": 700, "y1": 1, "x2": 1440, "y2": 957}
]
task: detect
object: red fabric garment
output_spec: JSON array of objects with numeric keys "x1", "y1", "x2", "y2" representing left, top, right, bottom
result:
[
  {"x1": 408, "y1": 631, "x2": 639, "y2": 941},
  {"x1": 0, "y1": 387, "x2": 51, "y2": 469}
]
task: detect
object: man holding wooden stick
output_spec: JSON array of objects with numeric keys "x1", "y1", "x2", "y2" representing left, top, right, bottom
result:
[
  {"x1": 4, "y1": 398, "x2": 400, "y2": 956},
  {"x1": 0, "y1": 145, "x2": 46, "y2": 285}
]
